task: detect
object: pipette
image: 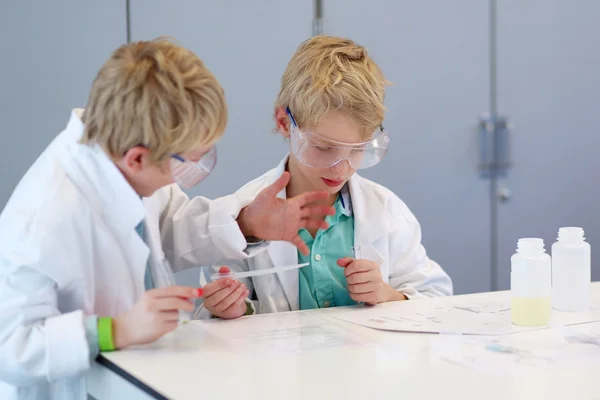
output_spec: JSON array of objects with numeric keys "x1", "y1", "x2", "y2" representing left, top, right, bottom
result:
[
  {"x1": 154, "y1": 258, "x2": 192, "y2": 323},
  {"x1": 350, "y1": 246, "x2": 365, "y2": 306},
  {"x1": 210, "y1": 263, "x2": 309, "y2": 281},
  {"x1": 351, "y1": 245, "x2": 362, "y2": 259}
]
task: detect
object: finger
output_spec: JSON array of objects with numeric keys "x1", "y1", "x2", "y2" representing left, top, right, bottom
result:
[
  {"x1": 154, "y1": 297, "x2": 195, "y2": 312},
  {"x1": 160, "y1": 310, "x2": 180, "y2": 323},
  {"x1": 300, "y1": 217, "x2": 329, "y2": 231},
  {"x1": 159, "y1": 320, "x2": 179, "y2": 336},
  {"x1": 215, "y1": 285, "x2": 249, "y2": 314},
  {"x1": 344, "y1": 261, "x2": 375, "y2": 277},
  {"x1": 150, "y1": 286, "x2": 201, "y2": 299},
  {"x1": 350, "y1": 292, "x2": 377, "y2": 303},
  {"x1": 221, "y1": 290, "x2": 250, "y2": 318},
  {"x1": 295, "y1": 190, "x2": 330, "y2": 205},
  {"x1": 300, "y1": 204, "x2": 336, "y2": 218},
  {"x1": 262, "y1": 171, "x2": 291, "y2": 197},
  {"x1": 290, "y1": 234, "x2": 310, "y2": 256},
  {"x1": 203, "y1": 278, "x2": 236, "y2": 297},
  {"x1": 205, "y1": 282, "x2": 242, "y2": 308},
  {"x1": 212, "y1": 283, "x2": 248, "y2": 313},
  {"x1": 337, "y1": 257, "x2": 354, "y2": 268},
  {"x1": 346, "y1": 271, "x2": 375, "y2": 285},
  {"x1": 348, "y1": 282, "x2": 376, "y2": 294},
  {"x1": 159, "y1": 320, "x2": 179, "y2": 337}
]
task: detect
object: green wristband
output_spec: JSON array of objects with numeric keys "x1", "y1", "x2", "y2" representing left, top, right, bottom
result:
[
  {"x1": 245, "y1": 300, "x2": 255, "y2": 315},
  {"x1": 98, "y1": 317, "x2": 115, "y2": 352}
]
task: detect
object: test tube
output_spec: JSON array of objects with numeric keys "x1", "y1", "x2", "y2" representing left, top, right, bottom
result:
[
  {"x1": 351, "y1": 245, "x2": 362, "y2": 259},
  {"x1": 350, "y1": 245, "x2": 364, "y2": 306},
  {"x1": 157, "y1": 259, "x2": 191, "y2": 323}
]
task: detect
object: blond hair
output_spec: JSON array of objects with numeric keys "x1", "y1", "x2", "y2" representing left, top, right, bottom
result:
[
  {"x1": 81, "y1": 37, "x2": 227, "y2": 163},
  {"x1": 275, "y1": 35, "x2": 387, "y2": 138}
]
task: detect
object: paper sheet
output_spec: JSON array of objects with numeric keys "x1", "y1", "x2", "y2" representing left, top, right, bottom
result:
[
  {"x1": 333, "y1": 293, "x2": 600, "y2": 335},
  {"x1": 429, "y1": 324, "x2": 600, "y2": 372},
  {"x1": 190, "y1": 311, "x2": 370, "y2": 354},
  {"x1": 429, "y1": 335, "x2": 558, "y2": 372}
]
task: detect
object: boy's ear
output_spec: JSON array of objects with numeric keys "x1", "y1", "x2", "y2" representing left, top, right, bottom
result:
[
  {"x1": 274, "y1": 106, "x2": 291, "y2": 138},
  {"x1": 121, "y1": 146, "x2": 151, "y2": 173}
]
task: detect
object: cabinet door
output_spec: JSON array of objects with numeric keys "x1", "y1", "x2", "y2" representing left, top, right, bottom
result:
[
  {"x1": 496, "y1": 0, "x2": 600, "y2": 288},
  {"x1": 324, "y1": 0, "x2": 491, "y2": 294}
]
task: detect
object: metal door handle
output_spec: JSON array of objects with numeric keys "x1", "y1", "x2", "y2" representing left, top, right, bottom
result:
[{"x1": 478, "y1": 113, "x2": 512, "y2": 179}]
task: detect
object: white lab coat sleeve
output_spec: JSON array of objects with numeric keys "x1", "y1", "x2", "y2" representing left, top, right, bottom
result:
[
  {"x1": 0, "y1": 268, "x2": 90, "y2": 386},
  {"x1": 387, "y1": 201, "x2": 453, "y2": 299},
  {"x1": 159, "y1": 184, "x2": 265, "y2": 273}
]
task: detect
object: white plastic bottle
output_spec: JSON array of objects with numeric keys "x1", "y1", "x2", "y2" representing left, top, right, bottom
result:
[
  {"x1": 551, "y1": 227, "x2": 591, "y2": 312},
  {"x1": 511, "y1": 238, "x2": 552, "y2": 326}
]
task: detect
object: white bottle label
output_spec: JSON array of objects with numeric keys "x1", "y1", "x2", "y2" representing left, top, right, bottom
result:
[
  {"x1": 552, "y1": 247, "x2": 590, "y2": 312},
  {"x1": 511, "y1": 258, "x2": 551, "y2": 298}
]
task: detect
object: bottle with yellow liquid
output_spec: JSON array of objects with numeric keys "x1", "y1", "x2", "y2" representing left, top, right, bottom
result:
[{"x1": 511, "y1": 238, "x2": 552, "y2": 326}]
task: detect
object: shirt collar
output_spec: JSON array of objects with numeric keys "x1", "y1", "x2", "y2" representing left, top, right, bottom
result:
[{"x1": 339, "y1": 183, "x2": 353, "y2": 217}]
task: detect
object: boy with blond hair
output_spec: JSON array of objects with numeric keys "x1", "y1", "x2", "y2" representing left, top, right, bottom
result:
[
  {"x1": 0, "y1": 38, "x2": 333, "y2": 399},
  {"x1": 205, "y1": 35, "x2": 452, "y2": 317}
]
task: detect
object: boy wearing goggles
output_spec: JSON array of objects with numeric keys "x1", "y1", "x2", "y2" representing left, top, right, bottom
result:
[
  {"x1": 0, "y1": 38, "x2": 335, "y2": 399},
  {"x1": 206, "y1": 35, "x2": 452, "y2": 317}
]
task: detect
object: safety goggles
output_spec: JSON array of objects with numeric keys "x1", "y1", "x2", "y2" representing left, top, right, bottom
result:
[
  {"x1": 170, "y1": 146, "x2": 217, "y2": 189},
  {"x1": 287, "y1": 107, "x2": 389, "y2": 170}
]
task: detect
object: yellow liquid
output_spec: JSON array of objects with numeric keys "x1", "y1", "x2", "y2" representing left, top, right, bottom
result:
[{"x1": 511, "y1": 297, "x2": 551, "y2": 326}]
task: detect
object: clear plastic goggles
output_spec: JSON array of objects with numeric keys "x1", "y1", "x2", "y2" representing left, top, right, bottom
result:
[
  {"x1": 287, "y1": 108, "x2": 389, "y2": 170},
  {"x1": 170, "y1": 146, "x2": 217, "y2": 189}
]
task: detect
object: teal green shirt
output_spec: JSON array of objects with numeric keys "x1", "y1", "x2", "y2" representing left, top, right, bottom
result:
[
  {"x1": 135, "y1": 221, "x2": 155, "y2": 290},
  {"x1": 298, "y1": 190, "x2": 357, "y2": 309}
]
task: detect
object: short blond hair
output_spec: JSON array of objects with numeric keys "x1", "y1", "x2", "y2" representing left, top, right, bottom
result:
[
  {"x1": 275, "y1": 35, "x2": 387, "y2": 138},
  {"x1": 81, "y1": 37, "x2": 227, "y2": 163}
]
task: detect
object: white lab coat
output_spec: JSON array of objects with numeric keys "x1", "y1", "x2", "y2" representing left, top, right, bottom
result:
[
  {"x1": 0, "y1": 110, "x2": 254, "y2": 400},
  {"x1": 216, "y1": 156, "x2": 453, "y2": 314}
]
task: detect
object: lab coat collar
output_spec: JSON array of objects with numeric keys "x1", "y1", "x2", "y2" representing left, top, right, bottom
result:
[
  {"x1": 60, "y1": 109, "x2": 145, "y2": 233},
  {"x1": 347, "y1": 173, "x2": 394, "y2": 244},
  {"x1": 339, "y1": 184, "x2": 352, "y2": 216},
  {"x1": 266, "y1": 155, "x2": 297, "y2": 308}
]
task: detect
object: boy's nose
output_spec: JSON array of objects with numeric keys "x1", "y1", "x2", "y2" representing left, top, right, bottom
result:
[{"x1": 329, "y1": 158, "x2": 351, "y2": 175}]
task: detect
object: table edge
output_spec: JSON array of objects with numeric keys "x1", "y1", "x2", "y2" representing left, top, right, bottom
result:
[{"x1": 96, "y1": 354, "x2": 170, "y2": 400}]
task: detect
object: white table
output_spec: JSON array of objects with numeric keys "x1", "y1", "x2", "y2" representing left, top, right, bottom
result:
[{"x1": 87, "y1": 283, "x2": 600, "y2": 400}]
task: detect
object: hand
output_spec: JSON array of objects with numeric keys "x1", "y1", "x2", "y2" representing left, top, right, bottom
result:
[
  {"x1": 113, "y1": 286, "x2": 202, "y2": 349},
  {"x1": 337, "y1": 258, "x2": 407, "y2": 305},
  {"x1": 203, "y1": 266, "x2": 249, "y2": 319},
  {"x1": 237, "y1": 171, "x2": 335, "y2": 255}
]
